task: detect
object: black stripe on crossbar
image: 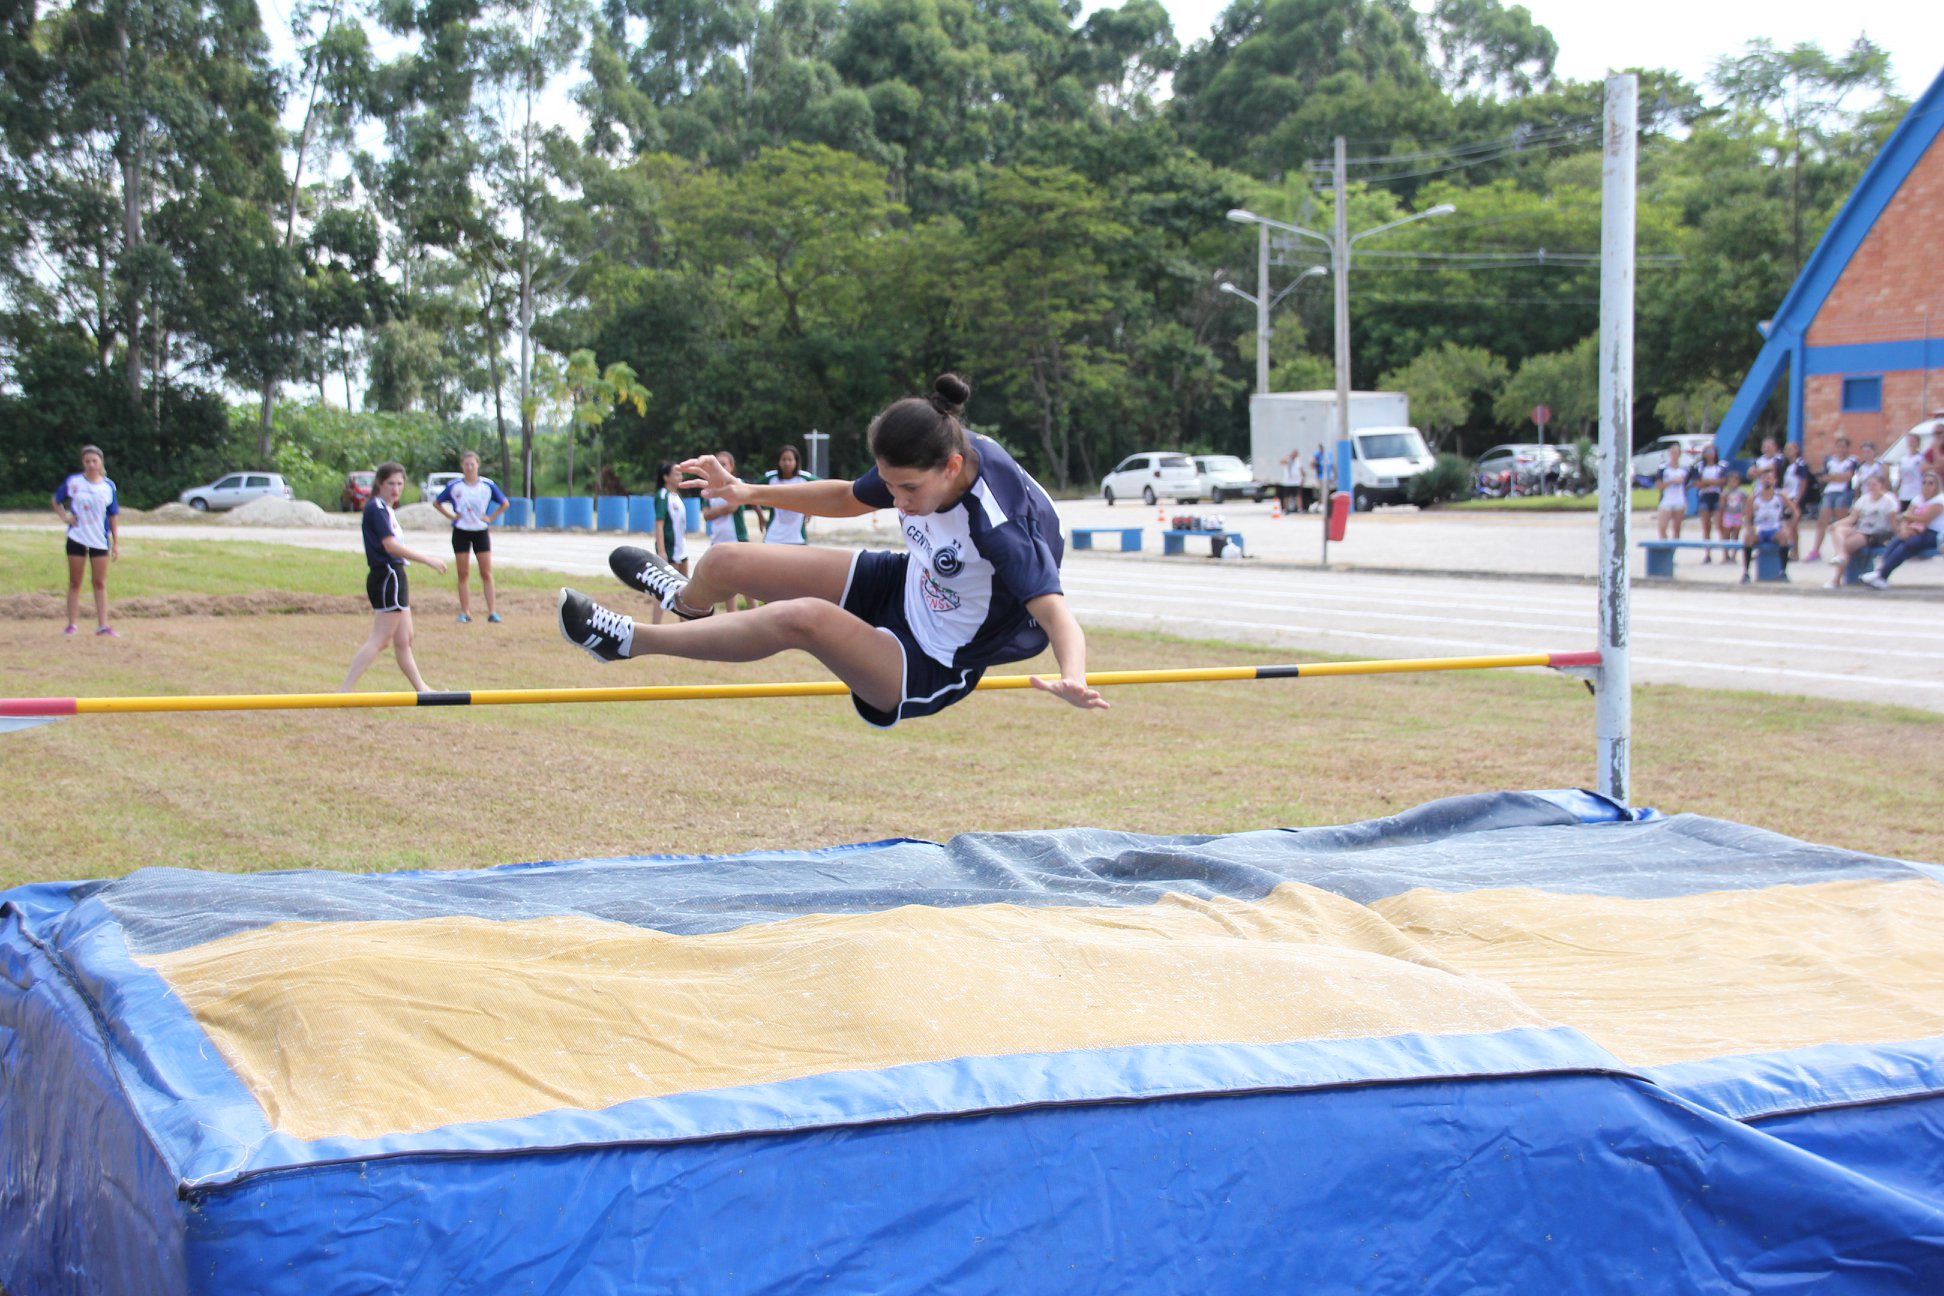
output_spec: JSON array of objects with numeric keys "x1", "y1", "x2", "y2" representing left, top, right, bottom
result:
[
  {"x1": 416, "y1": 691, "x2": 473, "y2": 707},
  {"x1": 1255, "y1": 665, "x2": 1302, "y2": 680}
]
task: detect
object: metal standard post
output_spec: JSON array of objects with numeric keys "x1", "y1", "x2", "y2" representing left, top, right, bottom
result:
[
  {"x1": 1328, "y1": 135, "x2": 1350, "y2": 567},
  {"x1": 1254, "y1": 223, "x2": 1271, "y2": 394},
  {"x1": 1596, "y1": 74, "x2": 1637, "y2": 804}
]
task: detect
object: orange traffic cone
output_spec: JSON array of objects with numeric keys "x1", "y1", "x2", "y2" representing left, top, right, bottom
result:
[
  {"x1": 1156, "y1": 503, "x2": 1167, "y2": 526},
  {"x1": 1269, "y1": 497, "x2": 1282, "y2": 520}
]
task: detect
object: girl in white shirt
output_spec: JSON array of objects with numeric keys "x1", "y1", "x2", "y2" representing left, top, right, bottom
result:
[
  {"x1": 1860, "y1": 470, "x2": 1943, "y2": 589},
  {"x1": 50, "y1": 444, "x2": 120, "y2": 636},
  {"x1": 1656, "y1": 445, "x2": 1692, "y2": 542},
  {"x1": 1825, "y1": 473, "x2": 1900, "y2": 587}
]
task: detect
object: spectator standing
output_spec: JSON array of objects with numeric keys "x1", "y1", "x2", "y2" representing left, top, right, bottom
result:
[
  {"x1": 1859, "y1": 469, "x2": 1943, "y2": 589},
  {"x1": 1856, "y1": 440, "x2": 1885, "y2": 489},
  {"x1": 432, "y1": 450, "x2": 509, "y2": 623},
  {"x1": 1694, "y1": 445, "x2": 1726, "y2": 559},
  {"x1": 1825, "y1": 472, "x2": 1900, "y2": 587},
  {"x1": 1808, "y1": 435, "x2": 1857, "y2": 562},
  {"x1": 651, "y1": 460, "x2": 691, "y2": 625},
  {"x1": 1718, "y1": 470, "x2": 1747, "y2": 543},
  {"x1": 1752, "y1": 437, "x2": 1783, "y2": 485},
  {"x1": 1896, "y1": 432, "x2": 1925, "y2": 509},
  {"x1": 50, "y1": 444, "x2": 119, "y2": 637},
  {"x1": 1656, "y1": 444, "x2": 1692, "y2": 542},
  {"x1": 340, "y1": 462, "x2": 446, "y2": 692},
  {"x1": 762, "y1": 444, "x2": 821, "y2": 544},
  {"x1": 1781, "y1": 442, "x2": 1820, "y2": 560},
  {"x1": 702, "y1": 450, "x2": 763, "y2": 614}
]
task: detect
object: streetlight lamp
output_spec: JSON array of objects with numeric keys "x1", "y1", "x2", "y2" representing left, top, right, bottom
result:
[
  {"x1": 1225, "y1": 200, "x2": 1454, "y2": 437},
  {"x1": 1218, "y1": 265, "x2": 1326, "y2": 395}
]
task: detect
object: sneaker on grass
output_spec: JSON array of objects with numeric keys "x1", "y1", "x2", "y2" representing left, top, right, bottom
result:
[
  {"x1": 557, "y1": 589, "x2": 634, "y2": 661},
  {"x1": 609, "y1": 545, "x2": 710, "y2": 619}
]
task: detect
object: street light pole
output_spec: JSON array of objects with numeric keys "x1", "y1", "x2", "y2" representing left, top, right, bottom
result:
[{"x1": 1254, "y1": 222, "x2": 1270, "y2": 394}]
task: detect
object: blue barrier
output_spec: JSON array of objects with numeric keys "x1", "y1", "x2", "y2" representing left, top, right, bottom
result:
[
  {"x1": 501, "y1": 498, "x2": 529, "y2": 529},
  {"x1": 563, "y1": 497, "x2": 595, "y2": 530},
  {"x1": 595, "y1": 496, "x2": 629, "y2": 532},
  {"x1": 534, "y1": 497, "x2": 564, "y2": 529},
  {"x1": 686, "y1": 495, "x2": 704, "y2": 534},
  {"x1": 629, "y1": 496, "x2": 657, "y2": 532}
]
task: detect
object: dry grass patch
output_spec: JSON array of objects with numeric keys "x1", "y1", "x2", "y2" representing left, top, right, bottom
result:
[{"x1": 0, "y1": 591, "x2": 1939, "y2": 887}]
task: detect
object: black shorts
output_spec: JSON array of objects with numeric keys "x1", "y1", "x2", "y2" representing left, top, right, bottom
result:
[
  {"x1": 1698, "y1": 490, "x2": 1721, "y2": 512},
  {"x1": 65, "y1": 538, "x2": 108, "y2": 558},
  {"x1": 840, "y1": 550, "x2": 984, "y2": 728},
  {"x1": 451, "y1": 528, "x2": 491, "y2": 554},
  {"x1": 366, "y1": 565, "x2": 409, "y2": 612}
]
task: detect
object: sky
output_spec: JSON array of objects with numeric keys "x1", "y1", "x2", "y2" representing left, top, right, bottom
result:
[{"x1": 1125, "y1": 0, "x2": 1933, "y2": 100}]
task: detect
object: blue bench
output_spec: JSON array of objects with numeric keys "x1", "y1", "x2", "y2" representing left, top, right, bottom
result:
[
  {"x1": 1841, "y1": 546, "x2": 1888, "y2": 586},
  {"x1": 1639, "y1": 539, "x2": 1783, "y2": 580},
  {"x1": 1070, "y1": 527, "x2": 1143, "y2": 553},
  {"x1": 1163, "y1": 529, "x2": 1243, "y2": 557}
]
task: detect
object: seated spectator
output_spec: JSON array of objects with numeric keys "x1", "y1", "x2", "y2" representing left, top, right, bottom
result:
[
  {"x1": 1825, "y1": 473, "x2": 1900, "y2": 588},
  {"x1": 1859, "y1": 469, "x2": 1943, "y2": 589},
  {"x1": 1741, "y1": 469, "x2": 1796, "y2": 584},
  {"x1": 1718, "y1": 470, "x2": 1747, "y2": 542}
]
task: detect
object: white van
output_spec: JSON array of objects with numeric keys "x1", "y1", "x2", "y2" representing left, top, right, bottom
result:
[{"x1": 1346, "y1": 427, "x2": 1436, "y2": 509}]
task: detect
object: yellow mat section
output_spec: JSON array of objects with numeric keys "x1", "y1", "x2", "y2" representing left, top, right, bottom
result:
[
  {"x1": 1377, "y1": 876, "x2": 1944, "y2": 1067},
  {"x1": 136, "y1": 875, "x2": 1944, "y2": 1142},
  {"x1": 137, "y1": 884, "x2": 1544, "y2": 1141}
]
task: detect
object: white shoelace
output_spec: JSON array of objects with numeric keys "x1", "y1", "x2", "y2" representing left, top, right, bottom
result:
[{"x1": 588, "y1": 603, "x2": 633, "y2": 639}]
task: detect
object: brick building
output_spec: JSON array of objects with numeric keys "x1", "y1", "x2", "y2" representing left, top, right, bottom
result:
[{"x1": 1717, "y1": 65, "x2": 1944, "y2": 462}]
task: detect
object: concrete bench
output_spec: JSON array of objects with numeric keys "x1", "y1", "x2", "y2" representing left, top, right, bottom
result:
[
  {"x1": 1070, "y1": 526, "x2": 1143, "y2": 553},
  {"x1": 1640, "y1": 539, "x2": 1783, "y2": 581},
  {"x1": 1163, "y1": 529, "x2": 1243, "y2": 557}
]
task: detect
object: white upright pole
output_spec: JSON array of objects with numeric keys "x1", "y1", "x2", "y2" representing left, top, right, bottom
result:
[
  {"x1": 1596, "y1": 75, "x2": 1636, "y2": 804},
  {"x1": 1327, "y1": 135, "x2": 1350, "y2": 567},
  {"x1": 1255, "y1": 223, "x2": 1271, "y2": 395}
]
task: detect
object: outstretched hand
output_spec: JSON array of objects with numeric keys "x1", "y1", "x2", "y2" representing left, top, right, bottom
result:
[
  {"x1": 678, "y1": 456, "x2": 747, "y2": 503},
  {"x1": 1029, "y1": 674, "x2": 1111, "y2": 711}
]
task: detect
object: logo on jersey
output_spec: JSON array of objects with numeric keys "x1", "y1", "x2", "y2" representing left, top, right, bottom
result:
[
  {"x1": 919, "y1": 569, "x2": 961, "y2": 613},
  {"x1": 933, "y1": 543, "x2": 963, "y2": 577}
]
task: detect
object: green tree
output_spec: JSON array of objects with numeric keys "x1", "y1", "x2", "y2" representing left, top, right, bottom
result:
[
  {"x1": 1494, "y1": 334, "x2": 1596, "y2": 438},
  {"x1": 1379, "y1": 341, "x2": 1507, "y2": 449},
  {"x1": 529, "y1": 348, "x2": 650, "y2": 494}
]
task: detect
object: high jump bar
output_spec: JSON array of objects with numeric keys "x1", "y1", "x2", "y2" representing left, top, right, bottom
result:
[{"x1": 0, "y1": 652, "x2": 1602, "y2": 717}]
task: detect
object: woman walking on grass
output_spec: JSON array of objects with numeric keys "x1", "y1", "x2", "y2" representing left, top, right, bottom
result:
[
  {"x1": 51, "y1": 445, "x2": 120, "y2": 637},
  {"x1": 341, "y1": 462, "x2": 447, "y2": 693},
  {"x1": 559, "y1": 373, "x2": 1107, "y2": 727}
]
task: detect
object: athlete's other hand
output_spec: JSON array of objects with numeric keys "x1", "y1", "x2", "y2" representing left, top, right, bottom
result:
[
  {"x1": 678, "y1": 456, "x2": 746, "y2": 503},
  {"x1": 1030, "y1": 675, "x2": 1110, "y2": 710},
  {"x1": 430, "y1": 558, "x2": 449, "y2": 575}
]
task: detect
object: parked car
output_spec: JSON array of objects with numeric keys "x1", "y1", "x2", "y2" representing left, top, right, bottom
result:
[
  {"x1": 1189, "y1": 455, "x2": 1266, "y2": 503},
  {"x1": 339, "y1": 470, "x2": 375, "y2": 512},
  {"x1": 1629, "y1": 434, "x2": 1716, "y2": 488},
  {"x1": 178, "y1": 472, "x2": 294, "y2": 512},
  {"x1": 421, "y1": 471, "x2": 464, "y2": 504},
  {"x1": 1472, "y1": 443, "x2": 1569, "y2": 498},
  {"x1": 1101, "y1": 452, "x2": 1198, "y2": 505}
]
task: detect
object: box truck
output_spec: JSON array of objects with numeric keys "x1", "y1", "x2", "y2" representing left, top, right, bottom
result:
[{"x1": 1248, "y1": 390, "x2": 1436, "y2": 509}]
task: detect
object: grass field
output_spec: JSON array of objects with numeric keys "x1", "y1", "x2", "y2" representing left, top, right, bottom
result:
[
  {"x1": 1, "y1": 531, "x2": 1940, "y2": 888},
  {"x1": 1451, "y1": 489, "x2": 1662, "y2": 512}
]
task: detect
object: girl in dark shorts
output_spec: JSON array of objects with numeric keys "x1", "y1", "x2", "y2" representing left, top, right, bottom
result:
[
  {"x1": 432, "y1": 450, "x2": 509, "y2": 623},
  {"x1": 50, "y1": 444, "x2": 120, "y2": 636},
  {"x1": 341, "y1": 462, "x2": 448, "y2": 693},
  {"x1": 558, "y1": 374, "x2": 1107, "y2": 727},
  {"x1": 1694, "y1": 444, "x2": 1725, "y2": 560}
]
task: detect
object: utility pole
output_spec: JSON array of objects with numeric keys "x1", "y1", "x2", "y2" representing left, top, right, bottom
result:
[
  {"x1": 1254, "y1": 222, "x2": 1271, "y2": 395},
  {"x1": 1597, "y1": 75, "x2": 1637, "y2": 805}
]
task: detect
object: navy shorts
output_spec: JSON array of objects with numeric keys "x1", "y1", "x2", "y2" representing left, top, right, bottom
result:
[
  {"x1": 841, "y1": 550, "x2": 983, "y2": 728},
  {"x1": 366, "y1": 564, "x2": 409, "y2": 612},
  {"x1": 451, "y1": 528, "x2": 491, "y2": 554},
  {"x1": 64, "y1": 538, "x2": 108, "y2": 558}
]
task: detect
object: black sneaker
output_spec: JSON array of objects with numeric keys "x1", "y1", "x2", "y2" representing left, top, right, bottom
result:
[
  {"x1": 557, "y1": 589, "x2": 634, "y2": 662},
  {"x1": 609, "y1": 545, "x2": 710, "y2": 619}
]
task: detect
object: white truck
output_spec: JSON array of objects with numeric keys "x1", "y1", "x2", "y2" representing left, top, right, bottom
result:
[{"x1": 1248, "y1": 390, "x2": 1437, "y2": 510}]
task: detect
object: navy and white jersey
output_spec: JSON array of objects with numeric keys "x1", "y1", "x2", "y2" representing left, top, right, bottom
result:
[
  {"x1": 852, "y1": 435, "x2": 1063, "y2": 670},
  {"x1": 761, "y1": 471, "x2": 821, "y2": 543},
  {"x1": 362, "y1": 497, "x2": 404, "y2": 568},
  {"x1": 436, "y1": 477, "x2": 507, "y2": 531},
  {"x1": 54, "y1": 474, "x2": 118, "y2": 551}
]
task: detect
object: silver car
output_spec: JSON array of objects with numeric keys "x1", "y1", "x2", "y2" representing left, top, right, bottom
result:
[{"x1": 178, "y1": 472, "x2": 294, "y2": 512}]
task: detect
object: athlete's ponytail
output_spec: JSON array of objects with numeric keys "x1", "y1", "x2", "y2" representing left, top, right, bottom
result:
[{"x1": 868, "y1": 373, "x2": 972, "y2": 471}]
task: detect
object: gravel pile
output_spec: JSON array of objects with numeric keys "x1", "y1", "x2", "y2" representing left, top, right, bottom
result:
[
  {"x1": 393, "y1": 502, "x2": 446, "y2": 530},
  {"x1": 216, "y1": 496, "x2": 356, "y2": 528}
]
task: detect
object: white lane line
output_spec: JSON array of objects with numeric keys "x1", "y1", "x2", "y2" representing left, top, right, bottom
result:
[
  {"x1": 1061, "y1": 569, "x2": 1926, "y2": 637},
  {"x1": 1068, "y1": 605, "x2": 1940, "y2": 691},
  {"x1": 1066, "y1": 584, "x2": 1940, "y2": 661}
]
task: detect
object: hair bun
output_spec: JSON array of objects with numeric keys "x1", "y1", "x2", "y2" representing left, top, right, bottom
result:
[{"x1": 929, "y1": 372, "x2": 971, "y2": 416}]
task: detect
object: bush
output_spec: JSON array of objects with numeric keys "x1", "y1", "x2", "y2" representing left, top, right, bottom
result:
[
  {"x1": 224, "y1": 403, "x2": 500, "y2": 507},
  {"x1": 1405, "y1": 452, "x2": 1474, "y2": 506}
]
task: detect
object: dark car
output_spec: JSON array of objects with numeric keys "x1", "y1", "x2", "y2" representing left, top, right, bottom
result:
[{"x1": 340, "y1": 470, "x2": 375, "y2": 512}]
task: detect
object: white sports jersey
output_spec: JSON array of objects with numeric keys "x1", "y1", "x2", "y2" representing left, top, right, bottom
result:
[
  {"x1": 1823, "y1": 455, "x2": 1857, "y2": 488},
  {"x1": 1752, "y1": 491, "x2": 1786, "y2": 533},
  {"x1": 657, "y1": 488, "x2": 688, "y2": 564},
  {"x1": 762, "y1": 471, "x2": 820, "y2": 544},
  {"x1": 1658, "y1": 464, "x2": 1690, "y2": 510},
  {"x1": 55, "y1": 474, "x2": 118, "y2": 550},
  {"x1": 1898, "y1": 453, "x2": 1925, "y2": 501},
  {"x1": 436, "y1": 477, "x2": 507, "y2": 530},
  {"x1": 852, "y1": 436, "x2": 1063, "y2": 670}
]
